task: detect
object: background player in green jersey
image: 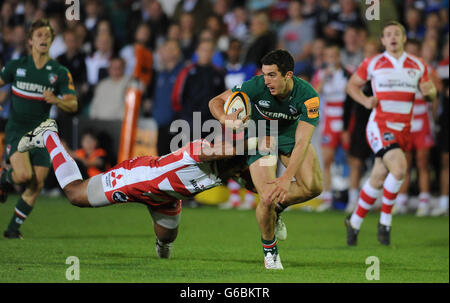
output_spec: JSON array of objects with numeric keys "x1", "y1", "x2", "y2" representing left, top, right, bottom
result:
[
  {"x1": 209, "y1": 50, "x2": 323, "y2": 269},
  {"x1": 0, "y1": 19, "x2": 78, "y2": 239}
]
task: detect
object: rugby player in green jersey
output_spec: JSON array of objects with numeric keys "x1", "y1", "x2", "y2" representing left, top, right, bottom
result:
[
  {"x1": 0, "y1": 19, "x2": 78, "y2": 239},
  {"x1": 209, "y1": 50, "x2": 323, "y2": 269}
]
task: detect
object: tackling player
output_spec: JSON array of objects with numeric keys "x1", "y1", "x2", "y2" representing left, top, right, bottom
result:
[
  {"x1": 209, "y1": 50, "x2": 323, "y2": 269},
  {"x1": 0, "y1": 19, "x2": 78, "y2": 239},
  {"x1": 17, "y1": 119, "x2": 264, "y2": 258},
  {"x1": 345, "y1": 21, "x2": 436, "y2": 246}
]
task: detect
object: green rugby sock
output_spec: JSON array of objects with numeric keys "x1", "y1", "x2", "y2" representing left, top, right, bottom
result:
[
  {"x1": 261, "y1": 236, "x2": 278, "y2": 256},
  {"x1": 7, "y1": 198, "x2": 33, "y2": 231}
]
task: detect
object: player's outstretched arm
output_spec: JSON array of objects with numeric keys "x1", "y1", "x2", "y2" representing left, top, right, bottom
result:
[
  {"x1": 43, "y1": 91, "x2": 78, "y2": 113},
  {"x1": 197, "y1": 136, "x2": 274, "y2": 162},
  {"x1": 346, "y1": 73, "x2": 378, "y2": 109}
]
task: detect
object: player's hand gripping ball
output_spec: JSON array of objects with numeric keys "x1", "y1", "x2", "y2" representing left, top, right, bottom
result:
[{"x1": 223, "y1": 91, "x2": 251, "y2": 130}]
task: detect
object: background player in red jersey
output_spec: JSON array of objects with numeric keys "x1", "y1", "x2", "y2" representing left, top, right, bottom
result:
[
  {"x1": 17, "y1": 119, "x2": 264, "y2": 259},
  {"x1": 345, "y1": 21, "x2": 436, "y2": 246},
  {"x1": 394, "y1": 39, "x2": 441, "y2": 216},
  {"x1": 312, "y1": 44, "x2": 350, "y2": 212}
]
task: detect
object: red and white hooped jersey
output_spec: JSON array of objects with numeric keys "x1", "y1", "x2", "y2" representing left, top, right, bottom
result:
[
  {"x1": 101, "y1": 140, "x2": 222, "y2": 206},
  {"x1": 356, "y1": 51, "x2": 429, "y2": 131}
]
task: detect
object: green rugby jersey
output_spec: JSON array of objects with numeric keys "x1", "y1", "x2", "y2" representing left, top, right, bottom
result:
[
  {"x1": 0, "y1": 55, "x2": 76, "y2": 129},
  {"x1": 232, "y1": 75, "x2": 320, "y2": 135}
]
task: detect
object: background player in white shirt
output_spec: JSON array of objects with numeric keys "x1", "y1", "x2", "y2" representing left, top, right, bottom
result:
[
  {"x1": 17, "y1": 119, "x2": 265, "y2": 259},
  {"x1": 345, "y1": 21, "x2": 437, "y2": 246}
]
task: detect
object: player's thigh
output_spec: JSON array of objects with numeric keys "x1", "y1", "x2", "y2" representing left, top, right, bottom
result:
[
  {"x1": 249, "y1": 156, "x2": 278, "y2": 205},
  {"x1": 9, "y1": 151, "x2": 33, "y2": 182},
  {"x1": 280, "y1": 143, "x2": 322, "y2": 190}
]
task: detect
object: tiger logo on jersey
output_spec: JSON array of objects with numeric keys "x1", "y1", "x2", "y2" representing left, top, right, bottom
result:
[{"x1": 48, "y1": 73, "x2": 58, "y2": 84}]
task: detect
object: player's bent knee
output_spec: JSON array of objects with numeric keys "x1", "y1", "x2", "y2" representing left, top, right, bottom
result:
[
  {"x1": 390, "y1": 168, "x2": 406, "y2": 181},
  {"x1": 14, "y1": 171, "x2": 33, "y2": 184}
]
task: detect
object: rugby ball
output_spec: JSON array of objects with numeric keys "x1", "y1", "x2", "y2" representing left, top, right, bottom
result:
[{"x1": 223, "y1": 91, "x2": 251, "y2": 120}]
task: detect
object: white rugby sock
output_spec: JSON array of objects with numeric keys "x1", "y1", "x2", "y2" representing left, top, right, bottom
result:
[
  {"x1": 351, "y1": 181, "x2": 381, "y2": 230},
  {"x1": 418, "y1": 192, "x2": 430, "y2": 205},
  {"x1": 439, "y1": 195, "x2": 449, "y2": 210},
  {"x1": 43, "y1": 131, "x2": 82, "y2": 189},
  {"x1": 380, "y1": 174, "x2": 404, "y2": 226},
  {"x1": 396, "y1": 193, "x2": 408, "y2": 206}
]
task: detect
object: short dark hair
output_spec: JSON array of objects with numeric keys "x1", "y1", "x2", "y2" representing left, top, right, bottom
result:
[
  {"x1": 382, "y1": 21, "x2": 406, "y2": 38},
  {"x1": 261, "y1": 49, "x2": 294, "y2": 76},
  {"x1": 28, "y1": 18, "x2": 55, "y2": 41}
]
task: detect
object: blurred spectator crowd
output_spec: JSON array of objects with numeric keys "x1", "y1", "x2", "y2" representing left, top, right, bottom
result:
[{"x1": 0, "y1": 0, "x2": 449, "y2": 204}]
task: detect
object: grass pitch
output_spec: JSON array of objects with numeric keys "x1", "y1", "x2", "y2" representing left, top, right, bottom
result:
[{"x1": 0, "y1": 194, "x2": 448, "y2": 283}]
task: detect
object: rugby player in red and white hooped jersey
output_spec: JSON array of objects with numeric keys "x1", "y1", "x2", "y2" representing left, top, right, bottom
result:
[
  {"x1": 17, "y1": 119, "x2": 266, "y2": 259},
  {"x1": 311, "y1": 44, "x2": 351, "y2": 212},
  {"x1": 345, "y1": 21, "x2": 437, "y2": 246},
  {"x1": 394, "y1": 39, "x2": 441, "y2": 217}
]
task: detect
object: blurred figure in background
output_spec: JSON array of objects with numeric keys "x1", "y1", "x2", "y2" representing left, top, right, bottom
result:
[
  {"x1": 172, "y1": 39, "x2": 225, "y2": 142},
  {"x1": 219, "y1": 38, "x2": 257, "y2": 210},
  {"x1": 224, "y1": 5, "x2": 249, "y2": 42},
  {"x1": 172, "y1": 0, "x2": 213, "y2": 34},
  {"x1": 178, "y1": 12, "x2": 198, "y2": 61},
  {"x1": 84, "y1": 32, "x2": 114, "y2": 113},
  {"x1": 2, "y1": 24, "x2": 27, "y2": 63},
  {"x1": 395, "y1": 39, "x2": 440, "y2": 216},
  {"x1": 340, "y1": 25, "x2": 364, "y2": 73},
  {"x1": 405, "y1": 6, "x2": 425, "y2": 40},
  {"x1": 120, "y1": 22, "x2": 153, "y2": 87},
  {"x1": 312, "y1": 44, "x2": 350, "y2": 212},
  {"x1": 432, "y1": 38, "x2": 449, "y2": 216},
  {"x1": 278, "y1": 0, "x2": 315, "y2": 64},
  {"x1": 243, "y1": 11, "x2": 277, "y2": 67},
  {"x1": 343, "y1": 39, "x2": 379, "y2": 213},
  {"x1": 89, "y1": 57, "x2": 131, "y2": 121},
  {"x1": 152, "y1": 39, "x2": 185, "y2": 156},
  {"x1": 72, "y1": 129, "x2": 109, "y2": 178}
]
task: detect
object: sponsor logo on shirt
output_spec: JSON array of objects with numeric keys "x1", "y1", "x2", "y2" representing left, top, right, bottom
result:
[
  {"x1": 289, "y1": 105, "x2": 298, "y2": 115},
  {"x1": 258, "y1": 100, "x2": 271, "y2": 108},
  {"x1": 15, "y1": 81, "x2": 54, "y2": 93},
  {"x1": 304, "y1": 97, "x2": 320, "y2": 119},
  {"x1": 383, "y1": 132, "x2": 395, "y2": 142},
  {"x1": 16, "y1": 68, "x2": 26, "y2": 77},
  {"x1": 190, "y1": 179, "x2": 205, "y2": 192},
  {"x1": 255, "y1": 104, "x2": 301, "y2": 120},
  {"x1": 112, "y1": 191, "x2": 128, "y2": 203}
]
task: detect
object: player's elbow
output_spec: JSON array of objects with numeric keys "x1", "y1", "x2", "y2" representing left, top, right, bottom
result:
[{"x1": 64, "y1": 185, "x2": 89, "y2": 208}]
